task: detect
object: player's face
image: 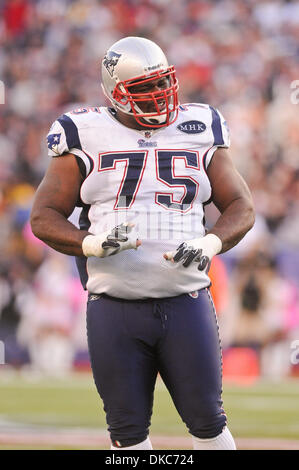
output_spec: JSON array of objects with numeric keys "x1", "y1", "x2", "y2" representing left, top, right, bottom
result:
[{"x1": 128, "y1": 76, "x2": 170, "y2": 115}]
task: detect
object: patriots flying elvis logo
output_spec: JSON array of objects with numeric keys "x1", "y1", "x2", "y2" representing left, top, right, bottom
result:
[
  {"x1": 47, "y1": 133, "x2": 61, "y2": 153},
  {"x1": 103, "y1": 51, "x2": 122, "y2": 77}
]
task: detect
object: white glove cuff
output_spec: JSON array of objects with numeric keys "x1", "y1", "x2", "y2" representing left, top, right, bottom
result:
[
  {"x1": 82, "y1": 234, "x2": 106, "y2": 257},
  {"x1": 202, "y1": 233, "x2": 222, "y2": 257},
  {"x1": 188, "y1": 233, "x2": 222, "y2": 260}
]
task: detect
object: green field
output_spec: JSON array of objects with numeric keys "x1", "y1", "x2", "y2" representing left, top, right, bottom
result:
[{"x1": 0, "y1": 370, "x2": 299, "y2": 449}]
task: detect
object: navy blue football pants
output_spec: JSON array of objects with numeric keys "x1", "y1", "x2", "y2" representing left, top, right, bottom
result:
[{"x1": 86, "y1": 288, "x2": 226, "y2": 446}]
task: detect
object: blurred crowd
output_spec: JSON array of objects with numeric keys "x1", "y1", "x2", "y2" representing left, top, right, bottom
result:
[{"x1": 0, "y1": 0, "x2": 298, "y2": 378}]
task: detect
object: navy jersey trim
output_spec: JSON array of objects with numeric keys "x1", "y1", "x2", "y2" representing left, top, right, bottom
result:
[
  {"x1": 209, "y1": 106, "x2": 224, "y2": 146},
  {"x1": 75, "y1": 151, "x2": 94, "y2": 180},
  {"x1": 75, "y1": 203, "x2": 91, "y2": 290},
  {"x1": 75, "y1": 256, "x2": 88, "y2": 291},
  {"x1": 75, "y1": 155, "x2": 86, "y2": 178},
  {"x1": 82, "y1": 150, "x2": 95, "y2": 177},
  {"x1": 57, "y1": 114, "x2": 82, "y2": 151},
  {"x1": 203, "y1": 149, "x2": 209, "y2": 172}
]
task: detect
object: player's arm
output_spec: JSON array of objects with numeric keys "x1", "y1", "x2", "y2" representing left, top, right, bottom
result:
[
  {"x1": 207, "y1": 147, "x2": 255, "y2": 253},
  {"x1": 31, "y1": 154, "x2": 140, "y2": 257},
  {"x1": 30, "y1": 153, "x2": 88, "y2": 256}
]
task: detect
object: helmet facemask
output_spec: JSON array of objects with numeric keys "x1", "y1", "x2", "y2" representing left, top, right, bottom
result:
[{"x1": 112, "y1": 66, "x2": 179, "y2": 128}]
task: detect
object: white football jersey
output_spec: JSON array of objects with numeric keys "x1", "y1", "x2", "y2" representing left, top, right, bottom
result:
[{"x1": 47, "y1": 104, "x2": 229, "y2": 299}]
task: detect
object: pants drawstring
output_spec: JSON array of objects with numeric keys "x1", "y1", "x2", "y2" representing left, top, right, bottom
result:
[{"x1": 153, "y1": 302, "x2": 167, "y2": 329}]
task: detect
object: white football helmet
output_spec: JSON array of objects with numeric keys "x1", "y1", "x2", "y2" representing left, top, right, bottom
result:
[{"x1": 101, "y1": 36, "x2": 179, "y2": 128}]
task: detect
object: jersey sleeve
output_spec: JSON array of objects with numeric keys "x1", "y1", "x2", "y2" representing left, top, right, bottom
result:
[
  {"x1": 46, "y1": 113, "x2": 83, "y2": 157},
  {"x1": 46, "y1": 113, "x2": 93, "y2": 178},
  {"x1": 205, "y1": 106, "x2": 230, "y2": 168}
]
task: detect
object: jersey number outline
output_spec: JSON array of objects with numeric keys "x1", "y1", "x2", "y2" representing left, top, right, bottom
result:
[
  {"x1": 98, "y1": 149, "x2": 200, "y2": 212},
  {"x1": 155, "y1": 149, "x2": 200, "y2": 213},
  {"x1": 98, "y1": 151, "x2": 148, "y2": 210}
]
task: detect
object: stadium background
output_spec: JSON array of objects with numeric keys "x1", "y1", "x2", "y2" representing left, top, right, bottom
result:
[{"x1": 0, "y1": 0, "x2": 299, "y2": 450}]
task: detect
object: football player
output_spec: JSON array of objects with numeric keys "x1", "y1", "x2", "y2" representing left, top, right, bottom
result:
[{"x1": 31, "y1": 37, "x2": 255, "y2": 450}]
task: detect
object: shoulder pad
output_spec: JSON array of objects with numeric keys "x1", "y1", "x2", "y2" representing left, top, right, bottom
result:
[
  {"x1": 47, "y1": 113, "x2": 82, "y2": 157},
  {"x1": 209, "y1": 105, "x2": 230, "y2": 148},
  {"x1": 181, "y1": 103, "x2": 230, "y2": 147}
]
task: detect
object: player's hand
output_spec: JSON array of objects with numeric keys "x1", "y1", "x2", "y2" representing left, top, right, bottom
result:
[
  {"x1": 82, "y1": 222, "x2": 141, "y2": 258},
  {"x1": 163, "y1": 234, "x2": 222, "y2": 271}
]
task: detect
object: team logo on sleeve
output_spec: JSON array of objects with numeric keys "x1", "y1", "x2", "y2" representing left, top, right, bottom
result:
[
  {"x1": 47, "y1": 133, "x2": 61, "y2": 153},
  {"x1": 177, "y1": 120, "x2": 206, "y2": 134},
  {"x1": 103, "y1": 51, "x2": 122, "y2": 77}
]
